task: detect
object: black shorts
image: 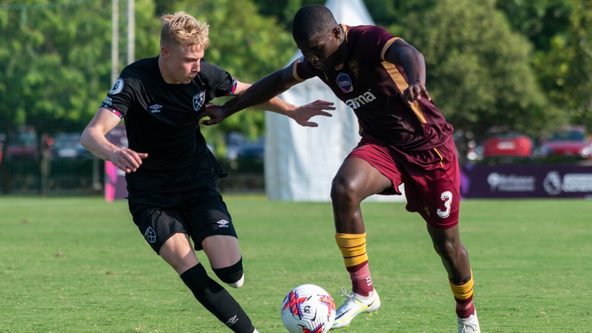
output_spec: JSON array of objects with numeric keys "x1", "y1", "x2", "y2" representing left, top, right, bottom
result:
[{"x1": 128, "y1": 193, "x2": 237, "y2": 254}]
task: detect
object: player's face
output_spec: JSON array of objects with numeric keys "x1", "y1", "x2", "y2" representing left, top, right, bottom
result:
[
  {"x1": 296, "y1": 27, "x2": 342, "y2": 71},
  {"x1": 163, "y1": 43, "x2": 204, "y2": 84}
]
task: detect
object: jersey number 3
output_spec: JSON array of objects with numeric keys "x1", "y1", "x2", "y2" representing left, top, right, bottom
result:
[{"x1": 436, "y1": 191, "x2": 453, "y2": 219}]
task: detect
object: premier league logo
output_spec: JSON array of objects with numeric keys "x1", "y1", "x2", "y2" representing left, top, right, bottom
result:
[
  {"x1": 193, "y1": 91, "x2": 206, "y2": 111},
  {"x1": 336, "y1": 72, "x2": 354, "y2": 93},
  {"x1": 109, "y1": 78, "x2": 124, "y2": 95},
  {"x1": 543, "y1": 171, "x2": 562, "y2": 195}
]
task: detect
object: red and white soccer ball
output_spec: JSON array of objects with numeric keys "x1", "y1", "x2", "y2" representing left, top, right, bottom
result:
[{"x1": 280, "y1": 284, "x2": 336, "y2": 333}]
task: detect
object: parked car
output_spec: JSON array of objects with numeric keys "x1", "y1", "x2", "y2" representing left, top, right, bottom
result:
[
  {"x1": 5, "y1": 127, "x2": 38, "y2": 161},
  {"x1": 482, "y1": 129, "x2": 533, "y2": 159},
  {"x1": 537, "y1": 126, "x2": 592, "y2": 159},
  {"x1": 225, "y1": 131, "x2": 246, "y2": 161},
  {"x1": 235, "y1": 139, "x2": 264, "y2": 173},
  {"x1": 51, "y1": 132, "x2": 90, "y2": 159}
]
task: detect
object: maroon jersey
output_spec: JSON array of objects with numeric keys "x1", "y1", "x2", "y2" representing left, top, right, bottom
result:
[{"x1": 292, "y1": 25, "x2": 453, "y2": 151}]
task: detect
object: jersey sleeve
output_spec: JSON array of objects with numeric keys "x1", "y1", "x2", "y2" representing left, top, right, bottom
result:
[
  {"x1": 199, "y1": 61, "x2": 238, "y2": 98},
  {"x1": 290, "y1": 56, "x2": 317, "y2": 82},
  {"x1": 352, "y1": 25, "x2": 399, "y2": 63},
  {"x1": 100, "y1": 74, "x2": 139, "y2": 119}
]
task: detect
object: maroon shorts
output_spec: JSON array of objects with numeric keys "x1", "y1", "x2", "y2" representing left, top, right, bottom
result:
[{"x1": 348, "y1": 136, "x2": 460, "y2": 229}]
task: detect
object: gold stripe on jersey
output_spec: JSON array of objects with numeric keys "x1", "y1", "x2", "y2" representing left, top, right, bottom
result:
[
  {"x1": 291, "y1": 59, "x2": 305, "y2": 82},
  {"x1": 433, "y1": 147, "x2": 445, "y2": 167},
  {"x1": 341, "y1": 24, "x2": 350, "y2": 42},
  {"x1": 380, "y1": 37, "x2": 400, "y2": 60},
  {"x1": 382, "y1": 61, "x2": 428, "y2": 124}
]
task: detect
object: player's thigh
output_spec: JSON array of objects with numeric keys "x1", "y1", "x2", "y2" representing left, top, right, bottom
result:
[
  {"x1": 344, "y1": 139, "x2": 403, "y2": 197},
  {"x1": 181, "y1": 195, "x2": 239, "y2": 254},
  {"x1": 129, "y1": 205, "x2": 198, "y2": 274},
  {"x1": 130, "y1": 205, "x2": 188, "y2": 253},
  {"x1": 159, "y1": 233, "x2": 200, "y2": 274},
  {"x1": 202, "y1": 235, "x2": 241, "y2": 269},
  {"x1": 405, "y1": 152, "x2": 460, "y2": 229},
  {"x1": 334, "y1": 157, "x2": 394, "y2": 199}
]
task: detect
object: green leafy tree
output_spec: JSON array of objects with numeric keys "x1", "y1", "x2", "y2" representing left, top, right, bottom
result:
[
  {"x1": 568, "y1": 0, "x2": 592, "y2": 128},
  {"x1": 252, "y1": 0, "x2": 321, "y2": 29},
  {"x1": 393, "y1": 0, "x2": 555, "y2": 139},
  {"x1": 552, "y1": 0, "x2": 592, "y2": 129},
  {"x1": 0, "y1": 0, "x2": 158, "y2": 135},
  {"x1": 496, "y1": 0, "x2": 592, "y2": 131}
]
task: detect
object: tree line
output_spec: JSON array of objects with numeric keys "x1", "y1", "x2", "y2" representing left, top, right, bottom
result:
[{"x1": 0, "y1": 0, "x2": 590, "y2": 156}]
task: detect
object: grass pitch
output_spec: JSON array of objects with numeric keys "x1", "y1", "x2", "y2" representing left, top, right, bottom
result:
[{"x1": 1, "y1": 195, "x2": 591, "y2": 332}]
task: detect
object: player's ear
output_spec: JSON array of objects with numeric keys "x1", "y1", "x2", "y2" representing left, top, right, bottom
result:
[
  {"x1": 160, "y1": 44, "x2": 170, "y2": 58},
  {"x1": 332, "y1": 25, "x2": 342, "y2": 40}
]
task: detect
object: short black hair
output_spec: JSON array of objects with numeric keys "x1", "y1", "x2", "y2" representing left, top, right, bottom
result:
[{"x1": 292, "y1": 5, "x2": 337, "y2": 42}]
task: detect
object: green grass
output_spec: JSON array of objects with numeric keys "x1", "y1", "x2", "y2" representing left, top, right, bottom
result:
[{"x1": 1, "y1": 195, "x2": 591, "y2": 332}]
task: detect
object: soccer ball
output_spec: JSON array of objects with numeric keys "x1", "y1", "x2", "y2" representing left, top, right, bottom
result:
[{"x1": 280, "y1": 284, "x2": 336, "y2": 333}]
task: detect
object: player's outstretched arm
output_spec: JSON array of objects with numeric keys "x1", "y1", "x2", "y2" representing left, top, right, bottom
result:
[
  {"x1": 384, "y1": 39, "x2": 432, "y2": 103},
  {"x1": 202, "y1": 67, "x2": 333, "y2": 127},
  {"x1": 287, "y1": 99, "x2": 334, "y2": 127},
  {"x1": 81, "y1": 108, "x2": 148, "y2": 173}
]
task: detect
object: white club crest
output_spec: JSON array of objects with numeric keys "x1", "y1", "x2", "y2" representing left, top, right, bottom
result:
[
  {"x1": 193, "y1": 91, "x2": 206, "y2": 111},
  {"x1": 144, "y1": 226, "x2": 157, "y2": 243}
]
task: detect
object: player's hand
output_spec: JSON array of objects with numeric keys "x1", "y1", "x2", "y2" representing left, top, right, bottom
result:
[
  {"x1": 403, "y1": 83, "x2": 431, "y2": 104},
  {"x1": 291, "y1": 100, "x2": 334, "y2": 127},
  {"x1": 109, "y1": 147, "x2": 148, "y2": 173},
  {"x1": 201, "y1": 104, "x2": 229, "y2": 126}
]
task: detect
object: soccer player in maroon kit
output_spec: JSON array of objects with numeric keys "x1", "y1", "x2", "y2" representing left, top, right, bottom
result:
[{"x1": 204, "y1": 5, "x2": 480, "y2": 332}]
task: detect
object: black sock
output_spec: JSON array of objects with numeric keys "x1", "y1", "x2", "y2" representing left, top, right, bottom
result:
[{"x1": 180, "y1": 263, "x2": 254, "y2": 333}]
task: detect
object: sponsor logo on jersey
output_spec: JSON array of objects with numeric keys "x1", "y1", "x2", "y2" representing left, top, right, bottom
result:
[
  {"x1": 193, "y1": 91, "x2": 206, "y2": 111},
  {"x1": 148, "y1": 104, "x2": 162, "y2": 113},
  {"x1": 336, "y1": 72, "x2": 354, "y2": 93},
  {"x1": 217, "y1": 219, "x2": 230, "y2": 228},
  {"x1": 345, "y1": 89, "x2": 377, "y2": 110},
  {"x1": 109, "y1": 78, "x2": 124, "y2": 95},
  {"x1": 144, "y1": 226, "x2": 157, "y2": 244}
]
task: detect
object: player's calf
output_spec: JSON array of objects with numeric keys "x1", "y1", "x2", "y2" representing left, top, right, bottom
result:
[{"x1": 180, "y1": 263, "x2": 254, "y2": 332}]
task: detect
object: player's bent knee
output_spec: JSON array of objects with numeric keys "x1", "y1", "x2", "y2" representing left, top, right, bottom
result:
[{"x1": 213, "y1": 257, "x2": 244, "y2": 288}]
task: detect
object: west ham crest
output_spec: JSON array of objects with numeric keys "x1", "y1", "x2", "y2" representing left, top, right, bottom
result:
[
  {"x1": 193, "y1": 91, "x2": 206, "y2": 111},
  {"x1": 144, "y1": 226, "x2": 157, "y2": 244}
]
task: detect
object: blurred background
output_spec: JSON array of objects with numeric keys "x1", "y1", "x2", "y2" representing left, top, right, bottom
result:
[{"x1": 0, "y1": 0, "x2": 591, "y2": 197}]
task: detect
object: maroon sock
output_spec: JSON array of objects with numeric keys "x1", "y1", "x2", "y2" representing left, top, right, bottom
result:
[
  {"x1": 456, "y1": 295, "x2": 475, "y2": 318},
  {"x1": 347, "y1": 261, "x2": 373, "y2": 296}
]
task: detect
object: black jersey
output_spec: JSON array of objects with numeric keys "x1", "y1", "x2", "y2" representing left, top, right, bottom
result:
[{"x1": 100, "y1": 57, "x2": 236, "y2": 199}]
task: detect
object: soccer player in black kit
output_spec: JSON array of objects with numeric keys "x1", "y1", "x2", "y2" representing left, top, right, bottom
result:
[
  {"x1": 204, "y1": 5, "x2": 481, "y2": 333},
  {"x1": 81, "y1": 11, "x2": 332, "y2": 333}
]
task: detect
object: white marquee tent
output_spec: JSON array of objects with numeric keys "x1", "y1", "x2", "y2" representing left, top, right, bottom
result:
[{"x1": 264, "y1": 0, "x2": 405, "y2": 202}]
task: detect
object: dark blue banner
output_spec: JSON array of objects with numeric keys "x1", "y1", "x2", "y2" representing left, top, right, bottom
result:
[{"x1": 461, "y1": 164, "x2": 592, "y2": 198}]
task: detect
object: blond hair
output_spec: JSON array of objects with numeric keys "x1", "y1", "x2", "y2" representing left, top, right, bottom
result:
[{"x1": 160, "y1": 11, "x2": 209, "y2": 49}]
